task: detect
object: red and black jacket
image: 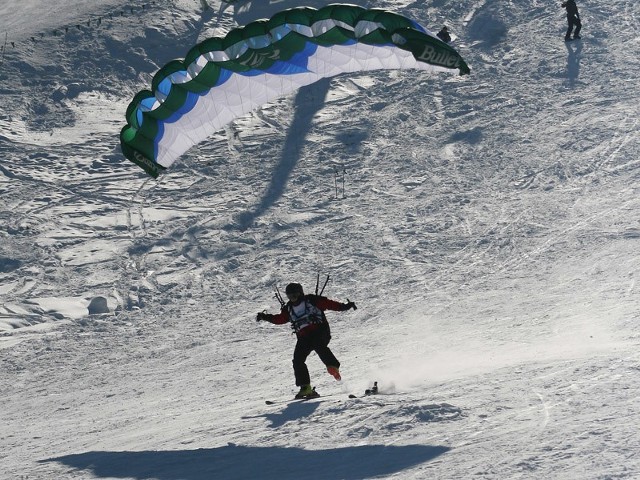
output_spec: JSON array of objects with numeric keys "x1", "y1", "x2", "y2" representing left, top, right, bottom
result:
[{"x1": 264, "y1": 294, "x2": 350, "y2": 337}]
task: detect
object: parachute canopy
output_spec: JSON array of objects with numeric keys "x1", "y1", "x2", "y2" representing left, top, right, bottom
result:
[{"x1": 120, "y1": 4, "x2": 470, "y2": 178}]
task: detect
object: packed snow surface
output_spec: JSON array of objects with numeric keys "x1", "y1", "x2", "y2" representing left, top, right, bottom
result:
[{"x1": 1, "y1": 0, "x2": 639, "y2": 479}]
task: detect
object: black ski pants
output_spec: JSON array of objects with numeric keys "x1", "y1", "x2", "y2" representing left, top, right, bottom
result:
[
  {"x1": 566, "y1": 15, "x2": 582, "y2": 38},
  {"x1": 292, "y1": 324, "x2": 339, "y2": 386}
]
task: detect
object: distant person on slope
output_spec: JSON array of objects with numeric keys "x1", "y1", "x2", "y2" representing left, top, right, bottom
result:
[
  {"x1": 437, "y1": 26, "x2": 452, "y2": 44},
  {"x1": 256, "y1": 282, "x2": 356, "y2": 399},
  {"x1": 562, "y1": 0, "x2": 582, "y2": 41}
]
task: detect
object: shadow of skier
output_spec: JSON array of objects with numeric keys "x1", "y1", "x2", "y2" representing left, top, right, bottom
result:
[
  {"x1": 229, "y1": 78, "x2": 331, "y2": 230},
  {"x1": 242, "y1": 400, "x2": 321, "y2": 428},
  {"x1": 565, "y1": 40, "x2": 583, "y2": 87}
]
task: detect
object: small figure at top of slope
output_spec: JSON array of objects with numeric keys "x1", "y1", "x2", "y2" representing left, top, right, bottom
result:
[
  {"x1": 437, "y1": 26, "x2": 452, "y2": 44},
  {"x1": 257, "y1": 282, "x2": 357, "y2": 399},
  {"x1": 561, "y1": 0, "x2": 582, "y2": 41}
]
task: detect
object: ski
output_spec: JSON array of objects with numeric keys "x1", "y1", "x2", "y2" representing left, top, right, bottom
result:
[
  {"x1": 349, "y1": 381, "x2": 379, "y2": 398},
  {"x1": 265, "y1": 394, "x2": 321, "y2": 406},
  {"x1": 266, "y1": 388, "x2": 321, "y2": 405},
  {"x1": 266, "y1": 382, "x2": 379, "y2": 404}
]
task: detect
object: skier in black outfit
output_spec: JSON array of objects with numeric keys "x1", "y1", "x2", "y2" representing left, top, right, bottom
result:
[
  {"x1": 437, "y1": 26, "x2": 451, "y2": 44},
  {"x1": 562, "y1": 0, "x2": 581, "y2": 41},
  {"x1": 257, "y1": 282, "x2": 356, "y2": 399}
]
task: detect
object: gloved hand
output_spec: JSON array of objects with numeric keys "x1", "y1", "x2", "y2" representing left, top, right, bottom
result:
[
  {"x1": 344, "y1": 299, "x2": 357, "y2": 310},
  {"x1": 256, "y1": 311, "x2": 269, "y2": 322}
]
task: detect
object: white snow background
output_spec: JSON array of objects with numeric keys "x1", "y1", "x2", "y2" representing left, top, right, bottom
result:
[{"x1": 1, "y1": 0, "x2": 639, "y2": 478}]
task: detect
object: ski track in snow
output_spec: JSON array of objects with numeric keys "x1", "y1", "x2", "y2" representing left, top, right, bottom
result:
[{"x1": 1, "y1": 0, "x2": 640, "y2": 479}]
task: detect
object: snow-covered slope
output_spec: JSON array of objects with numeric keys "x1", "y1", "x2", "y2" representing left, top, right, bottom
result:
[{"x1": 1, "y1": 0, "x2": 639, "y2": 478}]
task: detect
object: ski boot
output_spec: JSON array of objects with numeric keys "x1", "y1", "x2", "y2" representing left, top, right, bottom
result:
[
  {"x1": 327, "y1": 366, "x2": 341, "y2": 381},
  {"x1": 295, "y1": 385, "x2": 319, "y2": 399}
]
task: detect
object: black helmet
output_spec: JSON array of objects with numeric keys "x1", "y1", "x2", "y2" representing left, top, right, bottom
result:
[{"x1": 285, "y1": 283, "x2": 304, "y2": 295}]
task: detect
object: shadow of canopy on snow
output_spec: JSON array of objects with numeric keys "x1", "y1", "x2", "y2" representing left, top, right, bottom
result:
[{"x1": 42, "y1": 443, "x2": 450, "y2": 480}]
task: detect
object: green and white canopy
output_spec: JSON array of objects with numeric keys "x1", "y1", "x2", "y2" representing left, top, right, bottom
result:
[{"x1": 120, "y1": 4, "x2": 470, "y2": 178}]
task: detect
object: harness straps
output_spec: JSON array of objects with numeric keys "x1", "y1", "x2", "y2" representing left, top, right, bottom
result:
[{"x1": 287, "y1": 296, "x2": 326, "y2": 333}]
